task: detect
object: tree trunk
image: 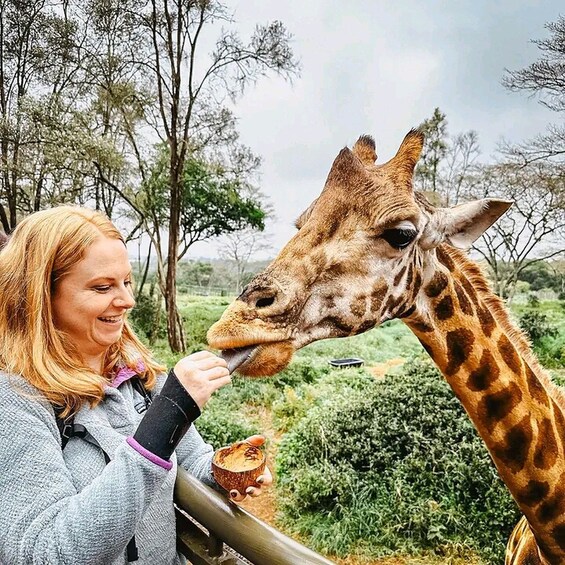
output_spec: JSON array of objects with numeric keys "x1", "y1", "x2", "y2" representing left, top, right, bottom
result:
[{"x1": 165, "y1": 161, "x2": 185, "y2": 353}]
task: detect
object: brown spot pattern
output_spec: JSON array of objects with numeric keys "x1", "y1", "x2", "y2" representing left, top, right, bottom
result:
[
  {"x1": 393, "y1": 266, "x2": 406, "y2": 287},
  {"x1": 454, "y1": 281, "x2": 474, "y2": 316},
  {"x1": 492, "y1": 415, "x2": 533, "y2": 474},
  {"x1": 533, "y1": 418, "x2": 558, "y2": 470},
  {"x1": 445, "y1": 328, "x2": 474, "y2": 376},
  {"x1": 435, "y1": 295, "x2": 454, "y2": 320},
  {"x1": 516, "y1": 480, "x2": 550, "y2": 507},
  {"x1": 467, "y1": 349, "x2": 500, "y2": 391},
  {"x1": 413, "y1": 272, "x2": 422, "y2": 294},
  {"x1": 406, "y1": 263, "x2": 414, "y2": 288},
  {"x1": 498, "y1": 334, "x2": 523, "y2": 374},
  {"x1": 350, "y1": 295, "x2": 367, "y2": 318},
  {"x1": 552, "y1": 524, "x2": 565, "y2": 550},
  {"x1": 477, "y1": 305, "x2": 496, "y2": 338},
  {"x1": 477, "y1": 382, "x2": 522, "y2": 433},
  {"x1": 525, "y1": 365, "x2": 550, "y2": 408},
  {"x1": 425, "y1": 271, "x2": 449, "y2": 298},
  {"x1": 409, "y1": 320, "x2": 434, "y2": 333},
  {"x1": 386, "y1": 292, "x2": 404, "y2": 314},
  {"x1": 370, "y1": 282, "x2": 387, "y2": 313},
  {"x1": 356, "y1": 320, "x2": 375, "y2": 334},
  {"x1": 537, "y1": 491, "x2": 565, "y2": 524},
  {"x1": 436, "y1": 246, "x2": 455, "y2": 271}
]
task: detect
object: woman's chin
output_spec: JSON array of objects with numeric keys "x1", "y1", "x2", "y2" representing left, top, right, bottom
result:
[{"x1": 238, "y1": 342, "x2": 295, "y2": 377}]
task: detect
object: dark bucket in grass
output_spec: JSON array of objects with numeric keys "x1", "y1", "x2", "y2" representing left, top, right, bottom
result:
[{"x1": 329, "y1": 357, "x2": 364, "y2": 368}]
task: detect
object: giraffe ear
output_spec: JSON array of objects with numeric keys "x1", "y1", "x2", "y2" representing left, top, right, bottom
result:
[
  {"x1": 295, "y1": 198, "x2": 319, "y2": 230},
  {"x1": 421, "y1": 199, "x2": 513, "y2": 250}
]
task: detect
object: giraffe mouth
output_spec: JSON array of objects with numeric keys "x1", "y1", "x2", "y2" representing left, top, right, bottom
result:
[{"x1": 220, "y1": 345, "x2": 259, "y2": 373}]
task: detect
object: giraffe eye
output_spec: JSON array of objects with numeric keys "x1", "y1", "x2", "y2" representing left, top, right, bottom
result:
[{"x1": 382, "y1": 228, "x2": 417, "y2": 250}]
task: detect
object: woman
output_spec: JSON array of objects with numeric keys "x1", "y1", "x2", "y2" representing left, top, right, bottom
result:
[{"x1": 0, "y1": 206, "x2": 271, "y2": 564}]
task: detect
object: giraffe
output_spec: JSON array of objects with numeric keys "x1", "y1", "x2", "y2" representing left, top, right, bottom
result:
[{"x1": 207, "y1": 130, "x2": 565, "y2": 564}]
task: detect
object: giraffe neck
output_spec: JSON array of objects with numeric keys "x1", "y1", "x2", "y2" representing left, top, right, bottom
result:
[{"x1": 403, "y1": 245, "x2": 565, "y2": 562}]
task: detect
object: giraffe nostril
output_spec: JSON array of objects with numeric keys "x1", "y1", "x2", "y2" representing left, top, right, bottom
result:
[{"x1": 256, "y1": 296, "x2": 275, "y2": 309}]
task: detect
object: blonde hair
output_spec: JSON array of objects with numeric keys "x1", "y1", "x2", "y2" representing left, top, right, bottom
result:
[{"x1": 0, "y1": 206, "x2": 165, "y2": 417}]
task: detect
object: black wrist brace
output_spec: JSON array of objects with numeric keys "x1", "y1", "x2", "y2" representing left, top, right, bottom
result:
[{"x1": 132, "y1": 369, "x2": 201, "y2": 460}]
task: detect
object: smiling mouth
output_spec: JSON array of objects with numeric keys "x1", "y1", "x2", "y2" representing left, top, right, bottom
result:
[
  {"x1": 220, "y1": 345, "x2": 259, "y2": 373},
  {"x1": 98, "y1": 317, "x2": 123, "y2": 324}
]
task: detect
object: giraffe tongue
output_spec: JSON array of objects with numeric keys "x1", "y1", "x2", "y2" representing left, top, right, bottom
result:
[{"x1": 221, "y1": 346, "x2": 258, "y2": 373}]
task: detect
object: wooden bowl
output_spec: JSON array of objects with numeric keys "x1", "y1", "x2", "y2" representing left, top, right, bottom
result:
[{"x1": 212, "y1": 441, "x2": 266, "y2": 493}]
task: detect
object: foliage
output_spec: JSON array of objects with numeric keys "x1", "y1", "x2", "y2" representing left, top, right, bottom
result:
[
  {"x1": 141, "y1": 150, "x2": 266, "y2": 258},
  {"x1": 520, "y1": 309, "x2": 557, "y2": 342},
  {"x1": 275, "y1": 359, "x2": 521, "y2": 563},
  {"x1": 519, "y1": 261, "x2": 564, "y2": 293},
  {"x1": 415, "y1": 107, "x2": 448, "y2": 198},
  {"x1": 502, "y1": 15, "x2": 565, "y2": 166},
  {"x1": 128, "y1": 290, "x2": 166, "y2": 343}
]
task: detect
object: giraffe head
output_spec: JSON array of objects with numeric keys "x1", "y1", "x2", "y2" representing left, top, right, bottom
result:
[{"x1": 207, "y1": 130, "x2": 511, "y2": 376}]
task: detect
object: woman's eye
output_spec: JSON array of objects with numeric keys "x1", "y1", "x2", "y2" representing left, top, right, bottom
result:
[
  {"x1": 382, "y1": 228, "x2": 417, "y2": 250},
  {"x1": 94, "y1": 286, "x2": 111, "y2": 292}
]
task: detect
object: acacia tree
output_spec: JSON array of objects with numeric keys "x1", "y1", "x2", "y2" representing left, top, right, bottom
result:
[
  {"x1": 502, "y1": 15, "x2": 565, "y2": 165},
  {"x1": 415, "y1": 107, "x2": 448, "y2": 200},
  {"x1": 467, "y1": 161, "x2": 565, "y2": 301},
  {"x1": 134, "y1": 0, "x2": 298, "y2": 352},
  {"x1": 414, "y1": 108, "x2": 480, "y2": 207},
  {"x1": 218, "y1": 228, "x2": 272, "y2": 293}
]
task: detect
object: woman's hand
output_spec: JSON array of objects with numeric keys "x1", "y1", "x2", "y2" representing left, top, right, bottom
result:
[
  {"x1": 173, "y1": 351, "x2": 231, "y2": 409},
  {"x1": 229, "y1": 435, "x2": 273, "y2": 502}
]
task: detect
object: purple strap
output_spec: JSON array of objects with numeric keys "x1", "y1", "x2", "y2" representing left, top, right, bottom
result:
[
  {"x1": 112, "y1": 360, "x2": 146, "y2": 388},
  {"x1": 126, "y1": 436, "x2": 173, "y2": 471}
]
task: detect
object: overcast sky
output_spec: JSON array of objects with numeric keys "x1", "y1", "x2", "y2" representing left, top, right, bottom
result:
[{"x1": 186, "y1": 0, "x2": 562, "y2": 260}]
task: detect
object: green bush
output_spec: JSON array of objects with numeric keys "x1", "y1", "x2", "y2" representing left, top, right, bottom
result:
[
  {"x1": 275, "y1": 359, "x2": 520, "y2": 563},
  {"x1": 129, "y1": 291, "x2": 166, "y2": 342},
  {"x1": 519, "y1": 310, "x2": 558, "y2": 344}
]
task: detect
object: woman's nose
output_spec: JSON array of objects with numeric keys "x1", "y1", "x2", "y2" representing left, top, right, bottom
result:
[{"x1": 115, "y1": 286, "x2": 136, "y2": 309}]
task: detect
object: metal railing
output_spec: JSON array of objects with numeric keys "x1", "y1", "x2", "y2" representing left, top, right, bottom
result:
[{"x1": 174, "y1": 467, "x2": 335, "y2": 565}]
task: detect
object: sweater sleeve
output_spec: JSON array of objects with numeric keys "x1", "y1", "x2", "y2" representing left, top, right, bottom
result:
[{"x1": 0, "y1": 381, "x2": 171, "y2": 565}]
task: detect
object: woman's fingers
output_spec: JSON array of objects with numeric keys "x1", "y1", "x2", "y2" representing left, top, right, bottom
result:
[
  {"x1": 204, "y1": 366, "x2": 230, "y2": 381},
  {"x1": 195, "y1": 356, "x2": 228, "y2": 371},
  {"x1": 230, "y1": 489, "x2": 246, "y2": 502},
  {"x1": 185, "y1": 350, "x2": 214, "y2": 361},
  {"x1": 256, "y1": 467, "x2": 273, "y2": 486},
  {"x1": 243, "y1": 435, "x2": 265, "y2": 447},
  {"x1": 210, "y1": 375, "x2": 232, "y2": 391}
]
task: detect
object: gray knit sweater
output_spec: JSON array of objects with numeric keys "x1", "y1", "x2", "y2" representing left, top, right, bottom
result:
[{"x1": 0, "y1": 370, "x2": 218, "y2": 565}]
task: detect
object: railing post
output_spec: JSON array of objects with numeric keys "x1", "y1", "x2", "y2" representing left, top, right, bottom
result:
[{"x1": 207, "y1": 533, "x2": 223, "y2": 557}]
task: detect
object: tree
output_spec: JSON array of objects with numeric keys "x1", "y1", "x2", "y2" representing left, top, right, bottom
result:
[
  {"x1": 502, "y1": 16, "x2": 565, "y2": 166},
  {"x1": 0, "y1": 0, "x2": 79, "y2": 231},
  {"x1": 218, "y1": 228, "x2": 273, "y2": 293},
  {"x1": 467, "y1": 161, "x2": 565, "y2": 301},
  {"x1": 140, "y1": 150, "x2": 266, "y2": 337},
  {"x1": 135, "y1": 0, "x2": 298, "y2": 352},
  {"x1": 442, "y1": 130, "x2": 480, "y2": 206},
  {"x1": 414, "y1": 108, "x2": 480, "y2": 207},
  {"x1": 415, "y1": 107, "x2": 448, "y2": 200}
]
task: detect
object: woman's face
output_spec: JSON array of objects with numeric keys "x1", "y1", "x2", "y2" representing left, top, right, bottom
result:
[{"x1": 52, "y1": 237, "x2": 135, "y2": 363}]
